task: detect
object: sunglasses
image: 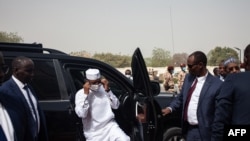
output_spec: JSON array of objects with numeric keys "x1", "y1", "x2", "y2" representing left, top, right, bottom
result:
[
  {"x1": 187, "y1": 63, "x2": 198, "y2": 69},
  {"x1": 0, "y1": 64, "x2": 9, "y2": 75},
  {"x1": 228, "y1": 66, "x2": 240, "y2": 72}
]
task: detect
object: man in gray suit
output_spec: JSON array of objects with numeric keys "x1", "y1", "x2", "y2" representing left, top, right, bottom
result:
[
  {"x1": 212, "y1": 44, "x2": 250, "y2": 141},
  {"x1": 162, "y1": 51, "x2": 223, "y2": 141}
]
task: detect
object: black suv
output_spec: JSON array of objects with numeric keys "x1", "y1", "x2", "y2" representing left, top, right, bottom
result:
[{"x1": 0, "y1": 42, "x2": 182, "y2": 141}]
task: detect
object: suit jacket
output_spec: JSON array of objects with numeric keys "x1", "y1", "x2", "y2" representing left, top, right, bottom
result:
[
  {"x1": 0, "y1": 126, "x2": 7, "y2": 141},
  {"x1": 212, "y1": 72, "x2": 250, "y2": 141},
  {"x1": 168, "y1": 72, "x2": 223, "y2": 141},
  {"x1": 0, "y1": 78, "x2": 48, "y2": 141}
]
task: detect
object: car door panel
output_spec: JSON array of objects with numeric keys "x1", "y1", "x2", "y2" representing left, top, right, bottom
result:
[{"x1": 132, "y1": 48, "x2": 163, "y2": 141}]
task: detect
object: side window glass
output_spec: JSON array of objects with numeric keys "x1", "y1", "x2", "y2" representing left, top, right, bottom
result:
[
  {"x1": 32, "y1": 60, "x2": 61, "y2": 100},
  {"x1": 69, "y1": 69, "x2": 86, "y2": 91},
  {"x1": 108, "y1": 79, "x2": 126, "y2": 99},
  {"x1": 4, "y1": 59, "x2": 60, "y2": 100}
]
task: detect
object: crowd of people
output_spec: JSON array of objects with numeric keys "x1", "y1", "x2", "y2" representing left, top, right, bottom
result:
[
  {"x1": 121, "y1": 44, "x2": 249, "y2": 141},
  {"x1": 162, "y1": 64, "x2": 187, "y2": 94},
  {"x1": 147, "y1": 54, "x2": 244, "y2": 94},
  {"x1": 162, "y1": 44, "x2": 250, "y2": 141}
]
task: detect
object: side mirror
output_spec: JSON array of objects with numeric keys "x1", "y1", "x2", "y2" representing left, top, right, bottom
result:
[{"x1": 150, "y1": 80, "x2": 160, "y2": 96}]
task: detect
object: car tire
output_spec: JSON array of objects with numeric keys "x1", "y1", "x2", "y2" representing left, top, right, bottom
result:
[{"x1": 163, "y1": 127, "x2": 185, "y2": 141}]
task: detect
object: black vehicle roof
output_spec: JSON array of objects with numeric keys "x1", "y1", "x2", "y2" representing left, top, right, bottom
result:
[
  {"x1": 0, "y1": 42, "x2": 133, "y2": 89},
  {"x1": 0, "y1": 42, "x2": 67, "y2": 54}
]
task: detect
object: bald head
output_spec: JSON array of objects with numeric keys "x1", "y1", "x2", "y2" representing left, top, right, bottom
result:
[{"x1": 12, "y1": 56, "x2": 29, "y2": 67}]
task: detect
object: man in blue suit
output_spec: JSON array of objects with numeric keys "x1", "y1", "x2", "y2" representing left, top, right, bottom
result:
[
  {"x1": 0, "y1": 56, "x2": 48, "y2": 141},
  {"x1": 212, "y1": 44, "x2": 250, "y2": 141},
  {"x1": 162, "y1": 51, "x2": 223, "y2": 141}
]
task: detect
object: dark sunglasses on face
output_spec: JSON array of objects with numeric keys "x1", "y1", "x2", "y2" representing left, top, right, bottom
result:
[
  {"x1": 187, "y1": 64, "x2": 198, "y2": 69},
  {"x1": 0, "y1": 64, "x2": 9, "y2": 74},
  {"x1": 228, "y1": 66, "x2": 240, "y2": 72}
]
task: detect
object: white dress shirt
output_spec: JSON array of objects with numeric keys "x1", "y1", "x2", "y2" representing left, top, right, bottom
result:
[
  {"x1": 12, "y1": 76, "x2": 40, "y2": 132},
  {"x1": 187, "y1": 72, "x2": 208, "y2": 125}
]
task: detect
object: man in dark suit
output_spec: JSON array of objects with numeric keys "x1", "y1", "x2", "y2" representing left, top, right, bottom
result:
[
  {"x1": 0, "y1": 56, "x2": 48, "y2": 141},
  {"x1": 212, "y1": 44, "x2": 250, "y2": 141},
  {"x1": 162, "y1": 51, "x2": 223, "y2": 141}
]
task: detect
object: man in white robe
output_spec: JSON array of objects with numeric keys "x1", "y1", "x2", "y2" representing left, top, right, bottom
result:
[{"x1": 75, "y1": 68, "x2": 130, "y2": 141}]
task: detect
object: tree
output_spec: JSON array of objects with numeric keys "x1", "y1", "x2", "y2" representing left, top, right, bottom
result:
[
  {"x1": 207, "y1": 46, "x2": 238, "y2": 66},
  {"x1": 172, "y1": 53, "x2": 189, "y2": 66},
  {"x1": 93, "y1": 53, "x2": 131, "y2": 68},
  {"x1": 69, "y1": 50, "x2": 92, "y2": 58},
  {"x1": 144, "y1": 57, "x2": 152, "y2": 67},
  {"x1": 0, "y1": 31, "x2": 23, "y2": 43},
  {"x1": 151, "y1": 47, "x2": 172, "y2": 67}
]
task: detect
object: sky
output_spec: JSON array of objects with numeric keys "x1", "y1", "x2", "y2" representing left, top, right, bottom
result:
[{"x1": 1, "y1": 0, "x2": 250, "y2": 59}]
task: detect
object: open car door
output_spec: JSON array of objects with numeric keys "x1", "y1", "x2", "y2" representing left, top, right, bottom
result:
[{"x1": 131, "y1": 48, "x2": 163, "y2": 141}]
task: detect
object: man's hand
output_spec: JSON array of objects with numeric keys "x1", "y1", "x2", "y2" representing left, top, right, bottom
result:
[
  {"x1": 83, "y1": 81, "x2": 90, "y2": 95},
  {"x1": 101, "y1": 78, "x2": 110, "y2": 92},
  {"x1": 161, "y1": 107, "x2": 171, "y2": 116}
]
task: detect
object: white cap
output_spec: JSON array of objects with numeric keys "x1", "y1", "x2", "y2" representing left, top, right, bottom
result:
[{"x1": 86, "y1": 68, "x2": 101, "y2": 80}]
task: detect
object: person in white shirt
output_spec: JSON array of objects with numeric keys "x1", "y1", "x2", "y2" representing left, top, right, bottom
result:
[{"x1": 74, "y1": 68, "x2": 130, "y2": 141}]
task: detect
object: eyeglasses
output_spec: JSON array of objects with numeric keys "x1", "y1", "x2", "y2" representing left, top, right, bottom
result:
[
  {"x1": 187, "y1": 64, "x2": 198, "y2": 69},
  {"x1": 0, "y1": 64, "x2": 9, "y2": 74},
  {"x1": 228, "y1": 66, "x2": 240, "y2": 72}
]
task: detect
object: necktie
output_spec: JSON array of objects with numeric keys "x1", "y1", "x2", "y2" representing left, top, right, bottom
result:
[
  {"x1": 23, "y1": 85, "x2": 38, "y2": 135},
  {"x1": 183, "y1": 78, "x2": 198, "y2": 121}
]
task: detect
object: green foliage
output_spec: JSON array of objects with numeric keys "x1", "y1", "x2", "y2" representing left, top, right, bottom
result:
[
  {"x1": 71, "y1": 46, "x2": 241, "y2": 68},
  {"x1": 144, "y1": 57, "x2": 152, "y2": 67},
  {"x1": 69, "y1": 50, "x2": 91, "y2": 58},
  {"x1": 151, "y1": 47, "x2": 172, "y2": 67},
  {"x1": 0, "y1": 31, "x2": 23, "y2": 43},
  {"x1": 207, "y1": 46, "x2": 239, "y2": 66},
  {"x1": 93, "y1": 53, "x2": 131, "y2": 68}
]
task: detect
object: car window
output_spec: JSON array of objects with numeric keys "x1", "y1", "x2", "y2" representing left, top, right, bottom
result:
[
  {"x1": 4, "y1": 59, "x2": 61, "y2": 100},
  {"x1": 69, "y1": 69, "x2": 85, "y2": 91},
  {"x1": 32, "y1": 60, "x2": 61, "y2": 100}
]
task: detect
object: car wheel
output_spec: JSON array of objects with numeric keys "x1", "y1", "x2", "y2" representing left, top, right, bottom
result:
[{"x1": 163, "y1": 127, "x2": 185, "y2": 141}]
